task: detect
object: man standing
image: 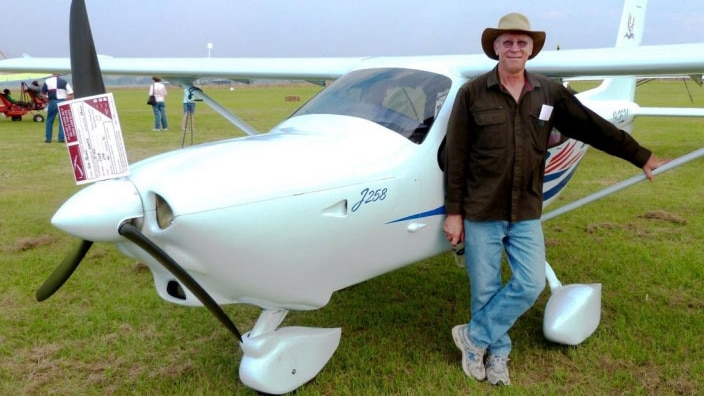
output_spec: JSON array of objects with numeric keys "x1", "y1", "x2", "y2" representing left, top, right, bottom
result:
[
  {"x1": 41, "y1": 73, "x2": 74, "y2": 143},
  {"x1": 181, "y1": 86, "x2": 196, "y2": 132},
  {"x1": 443, "y1": 13, "x2": 666, "y2": 386}
]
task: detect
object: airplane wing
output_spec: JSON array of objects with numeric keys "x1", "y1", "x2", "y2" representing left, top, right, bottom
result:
[
  {"x1": 0, "y1": 72, "x2": 50, "y2": 83},
  {"x1": 1, "y1": 43, "x2": 704, "y2": 82},
  {"x1": 0, "y1": 56, "x2": 366, "y2": 82},
  {"x1": 526, "y1": 44, "x2": 704, "y2": 78}
]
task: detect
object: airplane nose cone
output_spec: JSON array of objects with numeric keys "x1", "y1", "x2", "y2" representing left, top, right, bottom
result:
[{"x1": 51, "y1": 179, "x2": 143, "y2": 242}]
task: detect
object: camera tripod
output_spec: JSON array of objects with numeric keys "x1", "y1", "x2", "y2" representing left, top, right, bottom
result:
[{"x1": 181, "y1": 109, "x2": 194, "y2": 148}]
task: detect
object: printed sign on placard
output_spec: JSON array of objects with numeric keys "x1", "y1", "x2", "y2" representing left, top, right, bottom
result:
[{"x1": 58, "y1": 93, "x2": 130, "y2": 185}]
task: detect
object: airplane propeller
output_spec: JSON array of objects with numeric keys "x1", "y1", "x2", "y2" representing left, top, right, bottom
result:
[
  {"x1": 36, "y1": 240, "x2": 93, "y2": 301},
  {"x1": 35, "y1": 0, "x2": 104, "y2": 302},
  {"x1": 118, "y1": 223, "x2": 243, "y2": 342},
  {"x1": 69, "y1": 0, "x2": 105, "y2": 97},
  {"x1": 38, "y1": 0, "x2": 243, "y2": 343}
]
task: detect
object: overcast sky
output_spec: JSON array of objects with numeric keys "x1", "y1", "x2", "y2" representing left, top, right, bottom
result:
[{"x1": 2, "y1": 0, "x2": 703, "y2": 59}]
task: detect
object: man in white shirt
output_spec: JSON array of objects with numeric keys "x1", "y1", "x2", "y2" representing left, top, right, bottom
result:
[{"x1": 40, "y1": 73, "x2": 74, "y2": 143}]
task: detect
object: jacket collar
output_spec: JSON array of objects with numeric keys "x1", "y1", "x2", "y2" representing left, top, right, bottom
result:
[{"x1": 486, "y1": 66, "x2": 542, "y2": 91}]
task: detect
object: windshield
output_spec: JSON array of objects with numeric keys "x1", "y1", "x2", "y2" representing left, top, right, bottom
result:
[{"x1": 292, "y1": 68, "x2": 451, "y2": 144}]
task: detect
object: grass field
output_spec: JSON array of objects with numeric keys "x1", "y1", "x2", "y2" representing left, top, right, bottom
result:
[{"x1": 1, "y1": 81, "x2": 703, "y2": 395}]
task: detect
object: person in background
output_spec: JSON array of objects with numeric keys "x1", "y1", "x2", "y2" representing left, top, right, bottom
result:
[
  {"x1": 2, "y1": 88, "x2": 30, "y2": 106},
  {"x1": 149, "y1": 76, "x2": 168, "y2": 131},
  {"x1": 25, "y1": 81, "x2": 45, "y2": 107},
  {"x1": 444, "y1": 13, "x2": 667, "y2": 386},
  {"x1": 2, "y1": 88, "x2": 17, "y2": 104},
  {"x1": 181, "y1": 86, "x2": 196, "y2": 132},
  {"x1": 27, "y1": 80, "x2": 42, "y2": 95},
  {"x1": 41, "y1": 73, "x2": 74, "y2": 143}
]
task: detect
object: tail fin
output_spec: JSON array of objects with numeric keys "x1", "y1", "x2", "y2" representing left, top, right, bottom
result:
[
  {"x1": 585, "y1": 0, "x2": 648, "y2": 101},
  {"x1": 615, "y1": 0, "x2": 647, "y2": 48}
]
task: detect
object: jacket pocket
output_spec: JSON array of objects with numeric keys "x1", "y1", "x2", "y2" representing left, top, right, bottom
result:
[
  {"x1": 529, "y1": 114, "x2": 551, "y2": 152},
  {"x1": 474, "y1": 108, "x2": 506, "y2": 126},
  {"x1": 472, "y1": 108, "x2": 508, "y2": 150}
]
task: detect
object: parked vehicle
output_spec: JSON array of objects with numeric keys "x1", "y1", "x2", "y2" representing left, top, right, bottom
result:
[{"x1": 0, "y1": 81, "x2": 46, "y2": 121}]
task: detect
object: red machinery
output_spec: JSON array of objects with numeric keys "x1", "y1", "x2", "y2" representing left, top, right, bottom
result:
[{"x1": 0, "y1": 81, "x2": 46, "y2": 122}]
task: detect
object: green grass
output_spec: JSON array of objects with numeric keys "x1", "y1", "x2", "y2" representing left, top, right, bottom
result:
[{"x1": 1, "y1": 81, "x2": 703, "y2": 395}]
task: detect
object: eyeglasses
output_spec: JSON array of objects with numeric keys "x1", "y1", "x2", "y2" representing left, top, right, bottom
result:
[{"x1": 499, "y1": 39, "x2": 529, "y2": 49}]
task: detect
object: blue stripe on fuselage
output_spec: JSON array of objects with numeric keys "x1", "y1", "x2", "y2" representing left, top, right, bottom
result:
[
  {"x1": 386, "y1": 206, "x2": 445, "y2": 224},
  {"x1": 543, "y1": 165, "x2": 579, "y2": 201},
  {"x1": 389, "y1": 162, "x2": 579, "y2": 225}
]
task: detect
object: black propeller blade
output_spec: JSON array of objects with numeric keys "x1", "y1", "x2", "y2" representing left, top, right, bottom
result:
[
  {"x1": 36, "y1": 0, "x2": 106, "y2": 301},
  {"x1": 36, "y1": 240, "x2": 94, "y2": 301},
  {"x1": 69, "y1": 0, "x2": 106, "y2": 97},
  {"x1": 118, "y1": 222, "x2": 243, "y2": 342}
]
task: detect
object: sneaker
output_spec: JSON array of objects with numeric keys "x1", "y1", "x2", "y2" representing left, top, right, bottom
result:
[
  {"x1": 486, "y1": 355, "x2": 510, "y2": 385},
  {"x1": 163, "y1": 128, "x2": 168, "y2": 131},
  {"x1": 152, "y1": 129, "x2": 160, "y2": 131},
  {"x1": 451, "y1": 325, "x2": 486, "y2": 381}
]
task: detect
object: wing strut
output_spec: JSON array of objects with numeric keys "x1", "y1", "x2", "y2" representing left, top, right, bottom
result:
[
  {"x1": 186, "y1": 84, "x2": 259, "y2": 136},
  {"x1": 542, "y1": 147, "x2": 704, "y2": 221}
]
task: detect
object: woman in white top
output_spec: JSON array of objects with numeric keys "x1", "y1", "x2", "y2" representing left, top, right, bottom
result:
[{"x1": 149, "y1": 76, "x2": 168, "y2": 131}]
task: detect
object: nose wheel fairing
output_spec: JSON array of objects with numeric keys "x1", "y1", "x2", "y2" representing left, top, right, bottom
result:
[{"x1": 238, "y1": 309, "x2": 341, "y2": 395}]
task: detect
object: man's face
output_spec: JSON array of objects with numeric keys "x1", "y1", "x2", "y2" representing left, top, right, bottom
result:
[{"x1": 493, "y1": 33, "x2": 533, "y2": 73}]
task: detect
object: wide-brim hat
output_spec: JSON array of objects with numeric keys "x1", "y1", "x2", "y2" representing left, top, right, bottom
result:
[{"x1": 481, "y1": 13, "x2": 546, "y2": 60}]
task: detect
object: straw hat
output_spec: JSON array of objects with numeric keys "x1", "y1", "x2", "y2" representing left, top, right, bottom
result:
[{"x1": 481, "y1": 13, "x2": 546, "y2": 60}]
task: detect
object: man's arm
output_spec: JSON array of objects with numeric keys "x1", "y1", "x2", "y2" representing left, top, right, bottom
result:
[
  {"x1": 552, "y1": 84, "x2": 652, "y2": 169},
  {"x1": 444, "y1": 86, "x2": 471, "y2": 215},
  {"x1": 443, "y1": 86, "x2": 471, "y2": 246}
]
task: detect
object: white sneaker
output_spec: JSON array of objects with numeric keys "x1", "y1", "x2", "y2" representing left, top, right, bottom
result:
[
  {"x1": 451, "y1": 325, "x2": 486, "y2": 381},
  {"x1": 486, "y1": 354, "x2": 510, "y2": 385}
]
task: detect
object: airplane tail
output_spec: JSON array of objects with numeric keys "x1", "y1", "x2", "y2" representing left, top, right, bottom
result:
[
  {"x1": 581, "y1": 0, "x2": 648, "y2": 101},
  {"x1": 615, "y1": 0, "x2": 647, "y2": 48}
]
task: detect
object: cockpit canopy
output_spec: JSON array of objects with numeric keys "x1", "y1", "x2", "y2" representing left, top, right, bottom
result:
[{"x1": 292, "y1": 68, "x2": 452, "y2": 144}]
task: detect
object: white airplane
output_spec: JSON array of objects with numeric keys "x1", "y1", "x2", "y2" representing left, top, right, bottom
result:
[{"x1": 2, "y1": 0, "x2": 704, "y2": 394}]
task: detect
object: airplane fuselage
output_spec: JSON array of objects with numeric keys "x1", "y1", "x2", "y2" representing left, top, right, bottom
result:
[{"x1": 51, "y1": 66, "x2": 636, "y2": 313}]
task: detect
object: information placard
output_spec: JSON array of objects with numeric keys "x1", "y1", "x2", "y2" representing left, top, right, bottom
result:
[{"x1": 58, "y1": 93, "x2": 130, "y2": 185}]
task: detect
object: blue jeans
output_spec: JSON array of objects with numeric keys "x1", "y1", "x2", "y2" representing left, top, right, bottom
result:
[
  {"x1": 183, "y1": 102, "x2": 195, "y2": 113},
  {"x1": 45, "y1": 99, "x2": 65, "y2": 142},
  {"x1": 152, "y1": 101, "x2": 167, "y2": 129},
  {"x1": 462, "y1": 219, "x2": 546, "y2": 357}
]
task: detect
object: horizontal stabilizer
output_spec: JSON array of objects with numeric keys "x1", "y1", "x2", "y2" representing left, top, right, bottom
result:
[{"x1": 636, "y1": 107, "x2": 704, "y2": 117}]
